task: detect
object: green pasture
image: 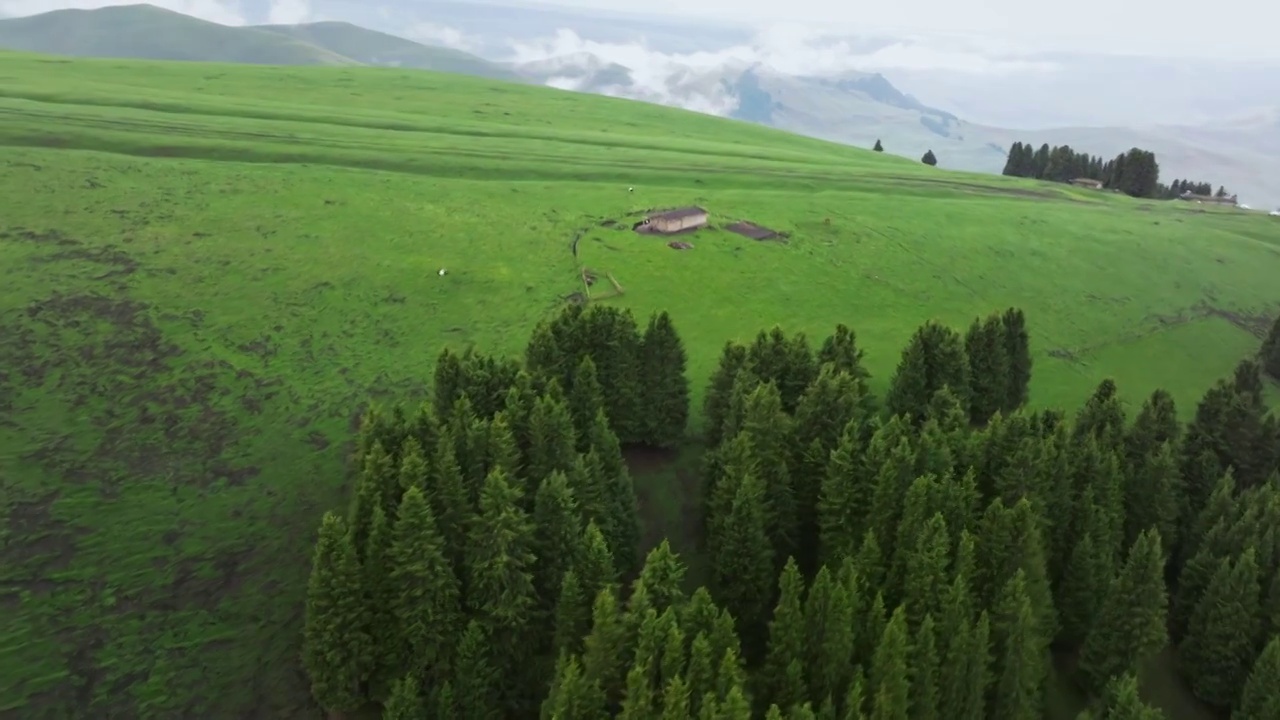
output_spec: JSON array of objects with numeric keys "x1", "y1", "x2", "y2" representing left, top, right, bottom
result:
[{"x1": 0, "y1": 51, "x2": 1276, "y2": 718}]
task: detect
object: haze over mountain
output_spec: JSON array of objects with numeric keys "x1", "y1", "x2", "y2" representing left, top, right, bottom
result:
[{"x1": 3, "y1": 0, "x2": 1278, "y2": 207}]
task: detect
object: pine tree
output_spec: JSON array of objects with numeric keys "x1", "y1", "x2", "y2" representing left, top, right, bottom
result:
[
  {"x1": 454, "y1": 620, "x2": 501, "y2": 720},
  {"x1": 739, "y1": 382, "x2": 799, "y2": 562},
  {"x1": 806, "y1": 564, "x2": 858, "y2": 705},
  {"x1": 885, "y1": 321, "x2": 969, "y2": 426},
  {"x1": 533, "y1": 471, "x2": 583, "y2": 612},
  {"x1": 873, "y1": 139, "x2": 884, "y2": 152},
  {"x1": 528, "y1": 391, "x2": 579, "y2": 484},
  {"x1": 383, "y1": 675, "x2": 424, "y2": 720},
  {"x1": 641, "y1": 310, "x2": 691, "y2": 448},
  {"x1": 921, "y1": 149, "x2": 938, "y2": 166},
  {"x1": 869, "y1": 606, "x2": 911, "y2": 720},
  {"x1": 763, "y1": 557, "x2": 808, "y2": 712},
  {"x1": 387, "y1": 486, "x2": 461, "y2": 687},
  {"x1": 429, "y1": 437, "x2": 471, "y2": 573},
  {"x1": 901, "y1": 512, "x2": 951, "y2": 631},
  {"x1": 704, "y1": 342, "x2": 749, "y2": 448},
  {"x1": 1097, "y1": 674, "x2": 1166, "y2": 720},
  {"x1": 1236, "y1": 636, "x2": 1280, "y2": 720},
  {"x1": 708, "y1": 438, "x2": 776, "y2": 657},
  {"x1": 1262, "y1": 313, "x2": 1280, "y2": 379},
  {"x1": 1078, "y1": 530, "x2": 1168, "y2": 694},
  {"x1": 302, "y1": 513, "x2": 372, "y2": 715},
  {"x1": 909, "y1": 614, "x2": 940, "y2": 720},
  {"x1": 992, "y1": 572, "x2": 1046, "y2": 720},
  {"x1": 1124, "y1": 442, "x2": 1183, "y2": 557},
  {"x1": 1000, "y1": 308, "x2": 1031, "y2": 413},
  {"x1": 589, "y1": 409, "x2": 642, "y2": 576},
  {"x1": 964, "y1": 312, "x2": 1009, "y2": 425},
  {"x1": 569, "y1": 355, "x2": 607, "y2": 451},
  {"x1": 543, "y1": 653, "x2": 607, "y2": 720},
  {"x1": 1181, "y1": 550, "x2": 1263, "y2": 706},
  {"x1": 582, "y1": 586, "x2": 629, "y2": 705},
  {"x1": 364, "y1": 504, "x2": 397, "y2": 696},
  {"x1": 817, "y1": 419, "x2": 871, "y2": 566},
  {"x1": 631, "y1": 540, "x2": 688, "y2": 617},
  {"x1": 466, "y1": 468, "x2": 539, "y2": 708}
]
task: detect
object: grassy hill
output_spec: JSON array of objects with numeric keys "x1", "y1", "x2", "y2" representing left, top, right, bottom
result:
[
  {"x1": 0, "y1": 51, "x2": 1278, "y2": 719},
  {"x1": 255, "y1": 20, "x2": 520, "y2": 80},
  {"x1": 0, "y1": 4, "x2": 358, "y2": 65},
  {"x1": 0, "y1": 4, "x2": 512, "y2": 79}
]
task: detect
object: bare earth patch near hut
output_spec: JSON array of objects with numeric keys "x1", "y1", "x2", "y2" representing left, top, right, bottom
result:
[{"x1": 1, "y1": 53, "x2": 1278, "y2": 719}]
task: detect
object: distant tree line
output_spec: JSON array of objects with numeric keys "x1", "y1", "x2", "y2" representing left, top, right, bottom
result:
[
  {"x1": 301, "y1": 302, "x2": 1280, "y2": 720},
  {"x1": 1162, "y1": 179, "x2": 1233, "y2": 200},
  {"x1": 1002, "y1": 141, "x2": 1229, "y2": 201}
]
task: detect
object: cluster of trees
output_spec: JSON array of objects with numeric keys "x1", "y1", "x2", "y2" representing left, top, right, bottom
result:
[
  {"x1": 302, "y1": 302, "x2": 1280, "y2": 720},
  {"x1": 1263, "y1": 314, "x2": 1280, "y2": 380},
  {"x1": 1160, "y1": 179, "x2": 1231, "y2": 199},
  {"x1": 1002, "y1": 142, "x2": 1169, "y2": 199}
]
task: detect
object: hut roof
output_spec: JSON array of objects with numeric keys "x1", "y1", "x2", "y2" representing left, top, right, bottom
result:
[{"x1": 647, "y1": 206, "x2": 707, "y2": 221}]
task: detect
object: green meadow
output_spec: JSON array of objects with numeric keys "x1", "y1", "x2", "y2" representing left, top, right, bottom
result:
[{"x1": 0, "y1": 51, "x2": 1277, "y2": 718}]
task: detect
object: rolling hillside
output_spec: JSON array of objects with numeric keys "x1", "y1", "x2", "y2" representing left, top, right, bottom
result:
[
  {"x1": 0, "y1": 4, "x2": 513, "y2": 78},
  {"x1": 1, "y1": 51, "x2": 1278, "y2": 719},
  {"x1": 255, "y1": 20, "x2": 521, "y2": 80},
  {"x1": 0, "y1": 4, "x2": 359, "y2": 65}
]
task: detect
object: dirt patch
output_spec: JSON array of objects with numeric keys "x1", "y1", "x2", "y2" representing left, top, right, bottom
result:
[
  {"x1": 726, "y1": 221, "x2": 786, "y2": 242},
  {"x1": 0, "y1": 227, "x2": 81, "y2": 247},
  {"x1": 668, "y1": 241, "x2": 694, "y2": 250},
  {"x1": 623, "y1": 445, "x2": 682, "y2": 475}
]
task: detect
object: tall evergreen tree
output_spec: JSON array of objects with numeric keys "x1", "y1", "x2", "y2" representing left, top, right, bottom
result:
[
  {"x1": 302, "y1": 513, "x2": 372, "y2": 716},
  {"x1": 704, "y1": 342, "x2": 749, "y2": 448},
  {"x1": 454, "y1": 620, "x2": 501, "y2": 720},
  {"x1": 909, "y1": 615, "x2": 941, "y2": 720},
  {"x1": 382, "y1": 675, "x2": 424, "y2": 720},
  {"x1": 964, "y1": 312, "x2": 1009, "y2": 425},
  {"x1": 869, "y1": 606, "x2": 911, "y2": 720},
  {"x1": 806, "y1": 564, "x2": 858, "y2": 706},
  {"x1": 921, "y1": 149, "x2": 938, "y2": 166},
  {"x1": 641, "y1": 310, "x2": 691, "y2": 448},
  {"x1": 533, "y1": 471, "x2": 583, "y2": 612},
  {"x1": 1262, "y1": 313, "x2": 1280, "y2": 379},
  {"x1": 873, "y1": 139, "x2": 884, "y2": 152},
  {"x1": 762, "y1": 557, "x2": 808, "y2": 712},
  {"x1": 569, "y1": 356, "x2": 607, "y2": 451},
  {"x1": 1236, "y1": 636, "x2": 1280, "y2": 720},
  {"x1": 543, "y1": 653, "x2": 607, "y2": 720},
  {"x1": 885, "y1": 321, "x2": 970, "y2": 426},
  {"x1": 1078, "y1": 530, "x2": 1168, "y2": 694},
  {"x1": 387, "y1": 486, "x2": 461, "y2": 688},
  {"x1": 1097, "y1": 674, "x2": 1166, "y2": 720},
  {"x1": 992, "y1": 572, "x2": 1046, "y2": 720},
  {"x1": 1001, "y1": 308, "x2": 1031, "y2": 412},
  {"x1": 1181, "y1": 550, "x2": 1263, "y2": 706},
  {"x1": 817, "y1": 419, "x2": 872, "y2": 566}
]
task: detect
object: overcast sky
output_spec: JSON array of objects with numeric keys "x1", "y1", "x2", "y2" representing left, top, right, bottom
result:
[
  {"x1": 2, "y1": 0, "x2": 1278, "y2": 59},
  {"x1": 544, "y1": 0, "x2": 1280, "y2": 59}
]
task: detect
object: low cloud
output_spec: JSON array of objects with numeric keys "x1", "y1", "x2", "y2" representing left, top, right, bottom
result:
[
  {"x1": 505, "y1": 23, "x2": 1056, "y2": 77},
  {"x1": 265, "y1": 0, "x2": 310, "y2": 25},
  {"x1": 404, "y1": 22, "x2": 478, "y2": 52},
  {"x1": 499, "y1": 23, "x2": 1056, "y2": 118}
]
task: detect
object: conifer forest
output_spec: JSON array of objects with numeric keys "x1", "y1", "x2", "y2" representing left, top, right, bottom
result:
[{"x1": 302, "y1": 304, "x2": 1280, "y2": 720}]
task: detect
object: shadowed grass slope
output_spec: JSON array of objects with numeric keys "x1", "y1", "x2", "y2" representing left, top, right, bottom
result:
[
  {"x1": 0, "y1": 4, "x2": 514, "y2": 80},
  {"x1": 0, "y1": 52, "x2": 1277, "y2": 719}
]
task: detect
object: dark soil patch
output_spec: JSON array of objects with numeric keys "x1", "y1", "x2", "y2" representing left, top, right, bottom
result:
[
  {"x1": 31, "y1": 245, "x2": 138, "y2": 280},
  {"x1": 726, "y1": 221, "x2": 786, "y2": 241},
  {"x1": 623, "y1": 444, "x2": 682, "y2": 475},
  {"x1": 0, "y1": 227, "x2": 81, "y2": 247},
  {"x1": 668, "y1": 241, "x2": 694, "y2": 250}
]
